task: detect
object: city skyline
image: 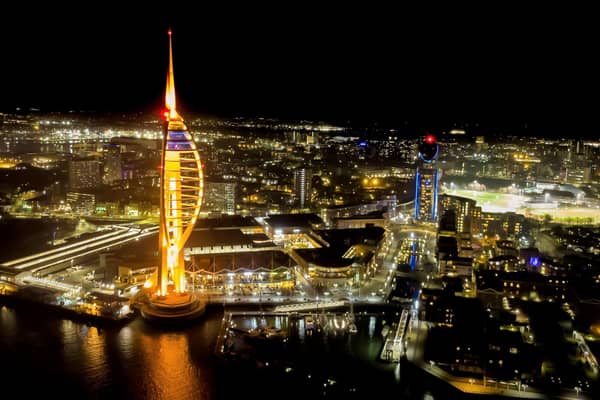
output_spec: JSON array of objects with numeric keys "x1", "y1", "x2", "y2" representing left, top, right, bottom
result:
[
  {"x1": 1, "y1": 9, "x2": 598, "y2": 136},
  {"x1": 2, "y1": 18, "x2": 600, "y2": 397}
]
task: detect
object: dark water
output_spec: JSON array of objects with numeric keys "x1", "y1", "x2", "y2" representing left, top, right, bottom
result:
[
  {"x1": 0, "y1": 305, "x2": 218, "y2": 399},
  {"x1": 1, "y1": 303, "x2": 445, "y2": 400},
  {"x1": 0, "y1": 304, "x2": 225, "y2": 399},
  {"x1": 0, "y1": 301, "x2": 470, "y2": 399}
]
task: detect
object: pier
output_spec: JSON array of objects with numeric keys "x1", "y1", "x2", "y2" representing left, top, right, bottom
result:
[{"x1": 380, "y1": 308, "x2": 409, "y2": 362}]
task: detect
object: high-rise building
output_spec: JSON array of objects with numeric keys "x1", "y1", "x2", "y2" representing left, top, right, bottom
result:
[
  {"x1": 103, "y1": 144, "x2": 122, "y2": 184},
  {"x1": 203, "y1": 181, "x2": 237, "y2": 215},
  {"x1": 475, "y1": 136, "x2": 486, "y2": 153},
  {"x1": 414, "y1": 135, "x2": 440, "y2": 222},
  {"x1": 294, "y1": 167, "x2": 312, "y2": 209},
  {"x1": 68, "y1": 159, "x2": 101, "y2": 191}
]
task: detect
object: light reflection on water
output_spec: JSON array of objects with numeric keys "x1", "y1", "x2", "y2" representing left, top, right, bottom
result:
[
  {"x1": 138, "y1": 332, "x2": 202, "y2": 399},
  {"x1": 0, "y1": 304, "x2": 436, "y2": 399},
  {"x1": 368, "y1": 315, "x2": 376, "y2": 338},
  {"x1": 0, "y1": 305, "x2": 220, "y2": 399}
]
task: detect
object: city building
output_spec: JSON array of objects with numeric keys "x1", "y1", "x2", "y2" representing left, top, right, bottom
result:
[
  {"x1": 66, "y1": 192, "x2": 95, "y2": 215},
  {"x1": 294, "y1": 227, "x2": 384, "y2": 289},
  {"x1": 263, "y1": 213, "x2": 324, "y2": 246},
  {"x1": 180, "y1": 215, "x2": 295, "y2": 295},
  {"x1": 203, "y1": 181, "x2": 237, "y2": 216},
  {"x1": 293, "y1": 167, "x2": 312, "y2": 209},
  {"x1": 480, "y1": 212, "x2": 525, "y2": 239},
  {"x1": 103, "y1": 144, "x2": 122, "y2": 184},
  {"x1": 334, "y1": 210, "x2": 386, "y2": 229},
  {"x1": 439, "y1": 194, "x2": 481, "y2": 235},
  {"x1": 487, "y1": 255, "x2": 519, "y2": 272},
  {"x1": 321, "y1": 197, "x2": 396, "y2": 226},
  {"x1": 68, "y1": 159, "x2": 101, "y2": 190},
  {"x1": 415, "y1": 135, "x2": 440, "y2": 222}
]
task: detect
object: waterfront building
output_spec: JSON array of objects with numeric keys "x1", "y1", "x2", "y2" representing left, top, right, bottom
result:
[
  {"x1": 293, "y1": 227, "x2": 384, "y2": 289},
  {"x1": 177, "y1": 216, "x2": 296, "y2": 295}
]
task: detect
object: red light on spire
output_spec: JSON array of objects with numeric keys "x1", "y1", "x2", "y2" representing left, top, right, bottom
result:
[
  {"x1": 425, "y1": 134, "x2": 436, "y2": 144},
  {"x1": 168, "y1": 29, "x2": 172, "y2": 36}
]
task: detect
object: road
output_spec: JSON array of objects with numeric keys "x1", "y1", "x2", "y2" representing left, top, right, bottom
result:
[{"x1": 1, "y1": 225, "x2": 158, "y2": 275}]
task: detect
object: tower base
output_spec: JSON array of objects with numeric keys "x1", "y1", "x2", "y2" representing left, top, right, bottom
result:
[{"x1": 141, "y1": 292, "x2": 205, "y2": 324}]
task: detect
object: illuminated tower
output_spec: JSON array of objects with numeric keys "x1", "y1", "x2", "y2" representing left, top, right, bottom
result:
[
  {"x1": 157, "y1": 30, "x2": 204, "y2": 295},
  {"x1": 414, "y1": 134, "x2": 440, "y2": 222}
]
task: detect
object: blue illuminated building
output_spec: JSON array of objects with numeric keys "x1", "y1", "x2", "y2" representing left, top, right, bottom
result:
[{"x1": 414, "y1": 135, "x2": 440, "y2": 222}]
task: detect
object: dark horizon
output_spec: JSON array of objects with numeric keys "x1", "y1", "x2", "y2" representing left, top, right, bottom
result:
[{"x1": 1, "y1": 8, "x2": 598, "y2": 137}]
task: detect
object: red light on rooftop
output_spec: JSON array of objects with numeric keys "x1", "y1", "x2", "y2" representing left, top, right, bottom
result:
[{"x1": 424, "y1": 134, "x2": 436, "y2": 144}]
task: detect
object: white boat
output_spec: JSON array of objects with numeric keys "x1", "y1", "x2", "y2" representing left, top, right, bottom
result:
[
  {"x1": 305, "y1": 315, "x2": 314, "y2": 330},
  {"x1": 347, "y1": 302, "x2": 357, "y2": 333},
  {"x1": 381, "y1": 324, "x2": 390, "y2": 337},
  {"x1": 348, "y1": 322, "x2": 358, "y2": 334}
]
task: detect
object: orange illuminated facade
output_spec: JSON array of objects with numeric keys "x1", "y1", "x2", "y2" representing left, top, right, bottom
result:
[{"x1": 158, "y1": 30, "x2": 203, "y2": 295}]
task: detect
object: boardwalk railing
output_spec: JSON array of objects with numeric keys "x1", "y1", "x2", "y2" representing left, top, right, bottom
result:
[{"x1": 273, "y1": 300, "x2": 346, "y2": 313}]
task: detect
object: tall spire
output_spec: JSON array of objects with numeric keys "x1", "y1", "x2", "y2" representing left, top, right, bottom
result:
[{"x1": 165, "y1": 29, "x2": 179, "y2": 120}]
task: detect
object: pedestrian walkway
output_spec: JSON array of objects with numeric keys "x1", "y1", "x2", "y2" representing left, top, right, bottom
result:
[
  {"x1": 380, "y1": 308, "x2": 409, "y2": 362},
  {"x1": 273, "y1": 300, "x2": 346, "y2": 313}
]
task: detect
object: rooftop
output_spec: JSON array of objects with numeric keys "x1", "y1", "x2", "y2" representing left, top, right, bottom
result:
[
  {"x1": 186, "y1": 229, "x2": 253, "y2": 248},
  {"x1": 194, "y1": 215, "x2": 260, "y2": 229},
  {"x1": 317, "y1": 226, "x2": 385, "y2": 248},
  {"x1": 334, "y1": 210, "x2": 385, "y2": 220},
  {"x1": 265, "y1": 213, "x2": 323, "y2": 228},
  {"x1": 294, "y1": 248, "x2": 355, "y2": 268}
]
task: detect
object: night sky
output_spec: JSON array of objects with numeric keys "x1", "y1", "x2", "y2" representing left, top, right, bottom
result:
[{"x1": 0, "y1": 7, "x2": 598, "y2": 136}]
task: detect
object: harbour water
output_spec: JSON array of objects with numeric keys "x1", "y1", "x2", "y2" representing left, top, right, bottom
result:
[{"x1": 0, "y1": 302, "x2": 461, "y2": 399}]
